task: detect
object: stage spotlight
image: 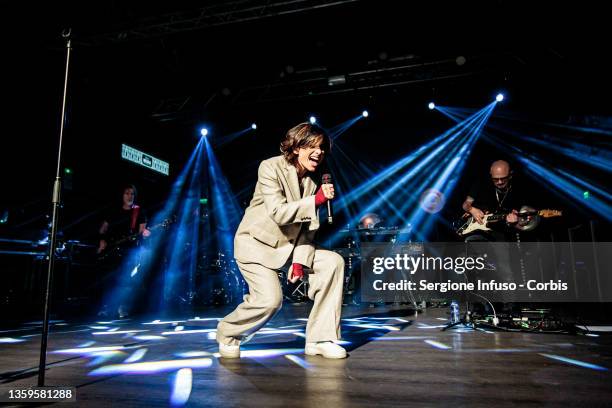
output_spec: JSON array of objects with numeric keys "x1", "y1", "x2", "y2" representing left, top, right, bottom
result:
[
  {"x1": 496, "y1": 93, "x2": 504, "y2": 102},
  {"x1": 428, "y1": 102, "x2": 435, "y2": 110},
  {"x1": 419, "y1": 188, "x2": 446, "y2": 214},
  {"x1": 251, "y1": 123, "x2": 257, "y2": 130},
  {"x1": 309, "y1": 116, "x2": 317, "y2": 124},
  {"x1": 362, "y1": 110, "x2": 369, "y2": 118},
  {"x1": 200, "y1": 128, "x2": 209, "y2": 137}
]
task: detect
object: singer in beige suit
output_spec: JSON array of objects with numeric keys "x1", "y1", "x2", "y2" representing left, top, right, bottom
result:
[{"x1": 216, "y1": 123, "x2": 347, "y2": 359}]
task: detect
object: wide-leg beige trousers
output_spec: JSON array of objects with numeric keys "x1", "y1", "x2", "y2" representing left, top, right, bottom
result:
[{"x1": 217, "y1": 249, "x2": 344, "y2": 346}]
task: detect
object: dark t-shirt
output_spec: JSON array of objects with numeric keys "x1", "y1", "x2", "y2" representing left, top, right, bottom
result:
[
  {"x1": 468, "y1": 179, "x2": 530, "y2": 214},
  {"x1": 101, "y1": 206, "x2": 147, "y2": 243}
]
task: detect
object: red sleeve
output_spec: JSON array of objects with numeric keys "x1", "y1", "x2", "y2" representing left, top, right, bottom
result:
[
  {"x1": 292, "y1": 263, "x2": 304, "y2": 278},
  {"x1": 315, "y1": 187, "x2": 327, "y2": 207}
]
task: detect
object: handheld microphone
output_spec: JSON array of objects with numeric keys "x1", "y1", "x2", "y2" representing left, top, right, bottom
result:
[{"x1": 322, "y1": 173, "x2": 333, "y2": 224}]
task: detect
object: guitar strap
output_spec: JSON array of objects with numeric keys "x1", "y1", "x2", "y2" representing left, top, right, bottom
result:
[{"x1": 130, "y1": 205, "x2": 140, "y2": 232}]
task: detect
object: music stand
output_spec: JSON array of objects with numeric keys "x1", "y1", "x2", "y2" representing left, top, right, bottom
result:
[
  {"x1": 280, "y1": 271, "x2": 309, "y2": 303},
  {"x1": 291, "y1": 279, "x2": 308, "y2": 299},
  {"x1": 441, "y1": 305, "x2": 477, "y2": 331},
  {"x1": 442, "y1": 237, "x2": 500, "y2": 331}
]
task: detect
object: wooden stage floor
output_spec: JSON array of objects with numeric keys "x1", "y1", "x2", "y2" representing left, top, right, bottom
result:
[{"x1": 1, "y1": 304, "x2": 611, "y2": 407}]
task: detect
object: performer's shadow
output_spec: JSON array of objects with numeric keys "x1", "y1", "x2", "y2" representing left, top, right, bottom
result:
[
  {"x1": 233, "y1": 307, "x2": 414, "y2": 355},
  {"x1": 339, "y1": 310, "x2": 414, "y2": 353}
]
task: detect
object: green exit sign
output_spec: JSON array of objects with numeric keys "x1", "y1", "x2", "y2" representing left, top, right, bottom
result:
[{"x1": 121, "y1": 144, "x2": 169, "y2": 176}]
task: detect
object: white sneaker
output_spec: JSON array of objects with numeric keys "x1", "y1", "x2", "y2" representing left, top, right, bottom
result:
[
  {"x1": 305, "y1": 341, "x2": 347, "y2": 359},
  {"x1": 218, "y1": 342, "x2": 240, "y2": 359}
]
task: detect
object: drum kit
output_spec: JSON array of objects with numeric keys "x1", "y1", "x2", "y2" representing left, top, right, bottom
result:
[
  {"x1": 198, "y1": 251, "x2": 247, "y2": 306},
  {"x1": 331, "y1": 213, "x2": 412, "y2": 305}
]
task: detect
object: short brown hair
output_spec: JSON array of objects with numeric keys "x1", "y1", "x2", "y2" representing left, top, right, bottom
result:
[
  {"x1": 122, "y1": 184, "x2": 137, "y2": 199},
  {"x1": 280, "y1": 123, "x2": 331, "y2": 164}
]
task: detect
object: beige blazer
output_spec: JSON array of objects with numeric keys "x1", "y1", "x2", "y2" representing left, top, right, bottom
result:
[{"x1": 234, "y1": 155, "x2": 320, "y2": 270}]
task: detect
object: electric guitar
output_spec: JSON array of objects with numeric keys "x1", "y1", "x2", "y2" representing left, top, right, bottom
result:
[
  {"x1": 98, "y1": 215, "x2": 176, "y2": 261},
  {"x1": 455, "y1": 207, "x2": 562, "y2": 236}
]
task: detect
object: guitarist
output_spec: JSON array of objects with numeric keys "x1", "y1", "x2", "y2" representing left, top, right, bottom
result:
[
  {"x1": 461, "y1": 160, "x2": 525, "y2": 242},
  {"x1": 96, "y1": 184, "x2": 150, "y2": 318},
  {"x1": 461, "y1": 160, "x2": 533, "y2": 310},
  {"x1": 97, "y1": 184, "x2": 150, "y2": 256}
]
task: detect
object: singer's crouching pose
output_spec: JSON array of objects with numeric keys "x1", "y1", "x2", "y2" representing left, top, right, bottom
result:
[{"x1": 216, "y1": 123, "x2": 346, "y2": 359}]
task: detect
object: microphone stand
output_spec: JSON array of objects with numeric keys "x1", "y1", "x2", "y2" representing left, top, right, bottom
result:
[{"x1": 38, "y1": 29, "x2": 72, "y2": 387}]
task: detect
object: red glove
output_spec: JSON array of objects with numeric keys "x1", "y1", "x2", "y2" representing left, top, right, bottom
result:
[
  {"x1": 315, "y1": 187, "x2": 327, "y2": 207},
  {"x1": 291, "y1": 263, "x2": 304, "y2": 279}
]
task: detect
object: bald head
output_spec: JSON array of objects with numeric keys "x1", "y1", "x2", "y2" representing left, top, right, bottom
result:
[
  {"x1": 490, "y1": 160, "x2": 510, "y2": 175},
  {"x1": 490, "y1": 160, "x2": 511, "y2": 189}
]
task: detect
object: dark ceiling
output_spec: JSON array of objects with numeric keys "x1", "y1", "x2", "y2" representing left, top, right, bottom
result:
[{"x1": 1, "y1": 0, "x2": 609, "y2": 238}]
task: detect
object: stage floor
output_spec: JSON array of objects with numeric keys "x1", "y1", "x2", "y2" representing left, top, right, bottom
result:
[{"x1": 1, "y1": 304, "x2": 611, "y2": 407}]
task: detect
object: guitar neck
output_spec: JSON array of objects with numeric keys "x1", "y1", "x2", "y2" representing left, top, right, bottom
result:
[
  {"x1": 486, "y1": 209, "x2": 560, "y2": 223},
  {"x1": 112, "y1": 233, "x2": 139, "y2": 246},
  {"x1": 106, "y1": 218, "x2": 173, "y2": 249}
]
